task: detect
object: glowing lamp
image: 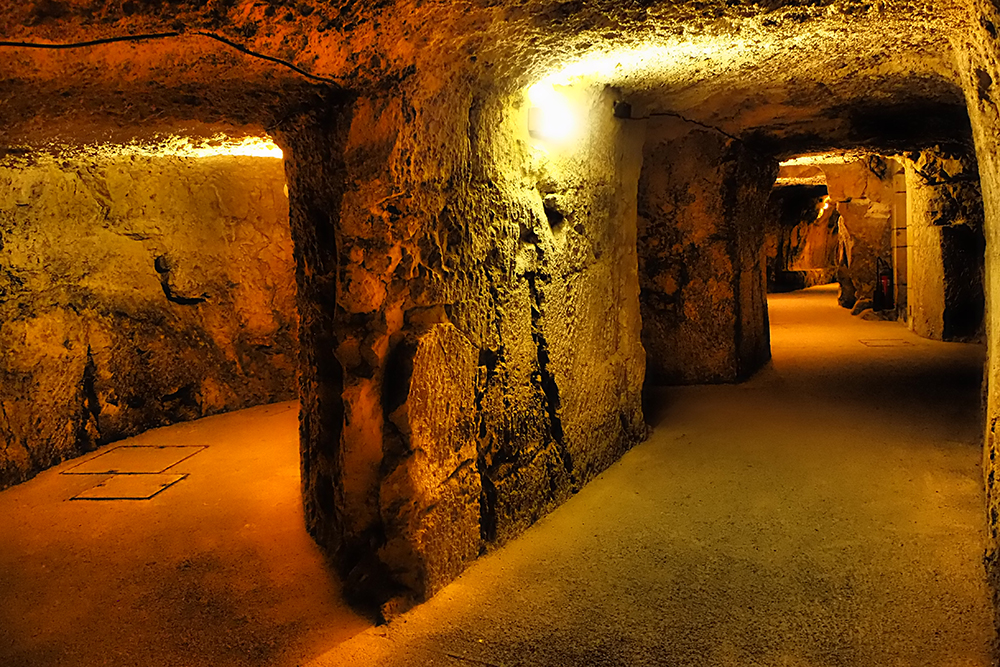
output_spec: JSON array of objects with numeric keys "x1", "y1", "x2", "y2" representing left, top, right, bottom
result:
[
  {"x1": 527, "y1": 83, "x2": 579, "y2": 144},
  {"x1": 816, "y1": 196, "x2": 831, "y2": 219}
]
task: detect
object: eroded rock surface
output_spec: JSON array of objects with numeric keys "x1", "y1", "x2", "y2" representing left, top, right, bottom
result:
[
  {"x1": 0, "y1": 153, "x2": 297, "y2": 489},
  {"x1": 638, "y1": 116, "x2": 776, "y2": 385},
  {"x1": 905, "y1": 147, "x2": 985, "y2": 341},
  {"x1": 269, "y1": 85, "x2": 648, "y2": 608}
]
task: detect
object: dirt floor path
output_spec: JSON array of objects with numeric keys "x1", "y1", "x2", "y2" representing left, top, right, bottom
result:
[
  {"x1": 1, "y1": 285, "x2": 994, "y2": 666},
  {"x1": 0, "y1": 401, "x2": 369, "y2": 667},
  {"x1": 313, "y1": 285, "x2": 996, "y2": 666}
]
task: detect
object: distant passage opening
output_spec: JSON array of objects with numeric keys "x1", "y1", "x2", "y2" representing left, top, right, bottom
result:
[
  {"x1": 767, "y1": 153, "x2": 908, "y2": 317},
  {"x1": 0, "y1": 132, "x2": 299, "y2": 489},
  {"x1": 767, "y1": 149, "x2": 985, "y2": 343}
]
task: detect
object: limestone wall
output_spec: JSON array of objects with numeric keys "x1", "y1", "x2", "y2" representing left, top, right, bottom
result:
[
  {"x1": 0, "y1": 153, "x2": 298, "y2": 490},
  {"x1": 638, "y1": 116, "x2": 776, "y2": 385},
  {"x1": 905, "y1": 148, "x2": 985, "y2": 341},
  {"x1": 281, "y1": 86, "x2": 647, "y2": 609},
  {"x1": 764, "y1": 184, "x2": 838, "y2": 292},
  {"x1": 822, "y1": 159, "x2": 895, "y2": 311},
  {"x1": 955, "y1": 3, "x2": 1000, "y2": 639}
]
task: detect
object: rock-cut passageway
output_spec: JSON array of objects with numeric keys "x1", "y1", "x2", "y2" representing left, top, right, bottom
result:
[
  {"x1": 316, "y1": 284, "x2": 995, "y2": 666},
  {"x1": 0, "y1": 285, "x2": 993, "y2": 666}
]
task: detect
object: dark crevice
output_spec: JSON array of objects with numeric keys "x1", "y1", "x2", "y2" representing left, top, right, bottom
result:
[
  {"x1": 525, "y1": 271, "x2": 575, "y2": 486},
  {"x1": 542, "y1": 195, "x2": 567, "y2": 234},
  {"x1": 76, "y1": 347, "x2": 102, "y2": 451},
  {"x1": 154, "y1": 255, "x2": 208, "y2": 305},
  {"x1": 476, "y1": 269, "x2": 507, "y2": 545},
  {"x1": 0, "y1": 401, "x2": 12, "y2": 456},
  {"x1": 382, "y1": 337, "x2": 417, "y2": 418},
  {"x1": 159, "y1": 282, "x2": 208, "y2": 305}
]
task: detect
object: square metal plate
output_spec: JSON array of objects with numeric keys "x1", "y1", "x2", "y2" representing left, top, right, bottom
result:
[
  {"x1": 64, "y1": 446, "x2": 206, "y2": 475},
  {"x1": 859, "y1": 339, "x2": 913, "y2": 347},
  {"x1": 71, "y1": 473, "x2": 187, "y2": 500}
]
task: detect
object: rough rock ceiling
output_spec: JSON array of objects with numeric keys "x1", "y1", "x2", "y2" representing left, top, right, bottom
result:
[{"x1": 0, "y1": 0, "x2": 975, "y2": 153}]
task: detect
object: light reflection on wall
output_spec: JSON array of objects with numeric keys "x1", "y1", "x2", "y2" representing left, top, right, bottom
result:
[
  {"x1": 130, "y1": 134, "x2": 284, "y2": 159},
  {"x1": 20, "y1": 134, "x2": 286, "y2": 161}
]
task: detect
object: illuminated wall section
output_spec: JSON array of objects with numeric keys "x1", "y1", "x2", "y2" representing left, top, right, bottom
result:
[{"x1": 0, "y1": 135, "x2": 298, "y2": 489}]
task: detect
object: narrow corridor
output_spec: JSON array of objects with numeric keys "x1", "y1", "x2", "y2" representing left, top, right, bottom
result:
[
  {"x1": 0, "y1": 285, "x2": 992, "y2": 666},
  {"x1": 317, "y1": 284, "x2": 994, "y2": 666}
]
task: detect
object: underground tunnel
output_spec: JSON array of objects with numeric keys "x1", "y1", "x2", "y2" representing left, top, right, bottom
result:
[{"x1": 2, "y1": 0, "x2": 1000, "y2": 664}]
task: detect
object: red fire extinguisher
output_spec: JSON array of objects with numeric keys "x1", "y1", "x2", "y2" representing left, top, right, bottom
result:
[{"x1": 874, "y1": 257, "x2": 894, "y2": 311}]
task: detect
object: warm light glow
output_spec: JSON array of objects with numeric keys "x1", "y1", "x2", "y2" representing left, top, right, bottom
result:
[
  {"x1": 527, "y1": 83, "x2": 580, "y2": 143},
  {"x1": 522, "y1": 38, "x2": 746, "y2": 148},
  {"x1": 147, "y1": 135, "x2": 284, "y2": 159},
  {"x1": 531, "y1": 39, "x2": 744, "y2": 90},
  {"x1": 12, "y1": 135, "x2": 285, "y2": 163},
  {"x1": 780, "y1": 151, "x2": 866, "y2": 167},
  {"x1": 191, "y1": 136, "x2": 283, "y2": 158},
  {"x1": 64, "y1": 134, "x2": 285, "y2": 159},
  {"x1": 818, "y1": 196, "x2": 832, "y2": 217}
]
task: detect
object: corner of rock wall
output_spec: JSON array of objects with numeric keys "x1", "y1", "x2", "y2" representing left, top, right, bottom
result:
[
  {"x1": 637, "y1": 115, "x2": 775, "y2": 385},
  {"x1": 905, "y1": 148, "x2": 985, "y2": 341},
  {"x1": 0, "y1": 149, "x2": 299, "y2": 491},
  {"x1": 290, "y1": 80, "x2": 648, "y2": 611},
  {"x1": 273, "y1": 101, "x2": 356, "y2": 564}
]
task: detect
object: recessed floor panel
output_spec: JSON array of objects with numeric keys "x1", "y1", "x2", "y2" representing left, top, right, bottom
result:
[
  {"x1": 71, "y1": 474, "x2": 187, "y2": 500},
  {"x1": 64, "y1": 446, "x2": 206, "y2": 474},
  {"x1": 859, "y1": 338, "x2": 913, "y2": 347}
]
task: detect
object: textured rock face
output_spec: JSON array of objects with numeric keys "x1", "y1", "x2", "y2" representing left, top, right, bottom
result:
[
  {"x1": 821, "y1": 159, "x2": 896, "y2": 310},
  {"x1": 638, "y1": 116, "x2": 776, "y2": 385},
  {"x1": 765, "y1": 185, "x2": 839, "y2": 292},
  {"x1": 378, "y1": 323, "x2": 481, "y2": 599},
  {"x1": 905, "y1": 148, "x2": 985, "y2": 341},
  {"x1": 0, "y1": 152, "x2": 298, "y2": 489},
  {"x1": 279, "y1": 86, "x2": 646, "y2": 608},
  {"x1": 1, "y1": 0, "x2": 999, "y2": 618},
  {"x1": 953, "y1": 1, "x2": 1000, "y2": 640}
]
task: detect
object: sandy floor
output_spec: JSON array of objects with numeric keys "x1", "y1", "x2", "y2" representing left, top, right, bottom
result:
[
  {"x1": 0, "y1": 401, "x2": 369, "y2": 667},
  {"x1": 314, "y1": 285, "x2": 996, "y2": 666},
  {"x1": 0, "y1": 285, "x2": 995, "y2": 666}
]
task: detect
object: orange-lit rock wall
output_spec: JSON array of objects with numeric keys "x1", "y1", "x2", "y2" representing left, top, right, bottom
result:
[
  {"x1": 821, "y1": 159, "x2": 894, "y2": 310},
  {"x1": 280, "y1": 87, "x2": 646, "y2": 608},
  {"x1": 955, "y1": 2, "x2": 1000, "y2": 639},
  {"x1": 905, "y1": 148, "x2": 985, "y2": 341},
  {"x1": 638, "y1": 116, "x2": 776, "y2": 384},
  {"x1": 0, "y1": 153, "x2": 298, "y2": 490},
  {"x1": 764, "y1": 185, "x2": 838, "y2": 292}
]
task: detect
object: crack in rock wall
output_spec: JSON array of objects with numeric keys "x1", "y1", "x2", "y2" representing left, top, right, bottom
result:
[{"x1": 0, "y1": 152, "x2": 299, "y2": 490}]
